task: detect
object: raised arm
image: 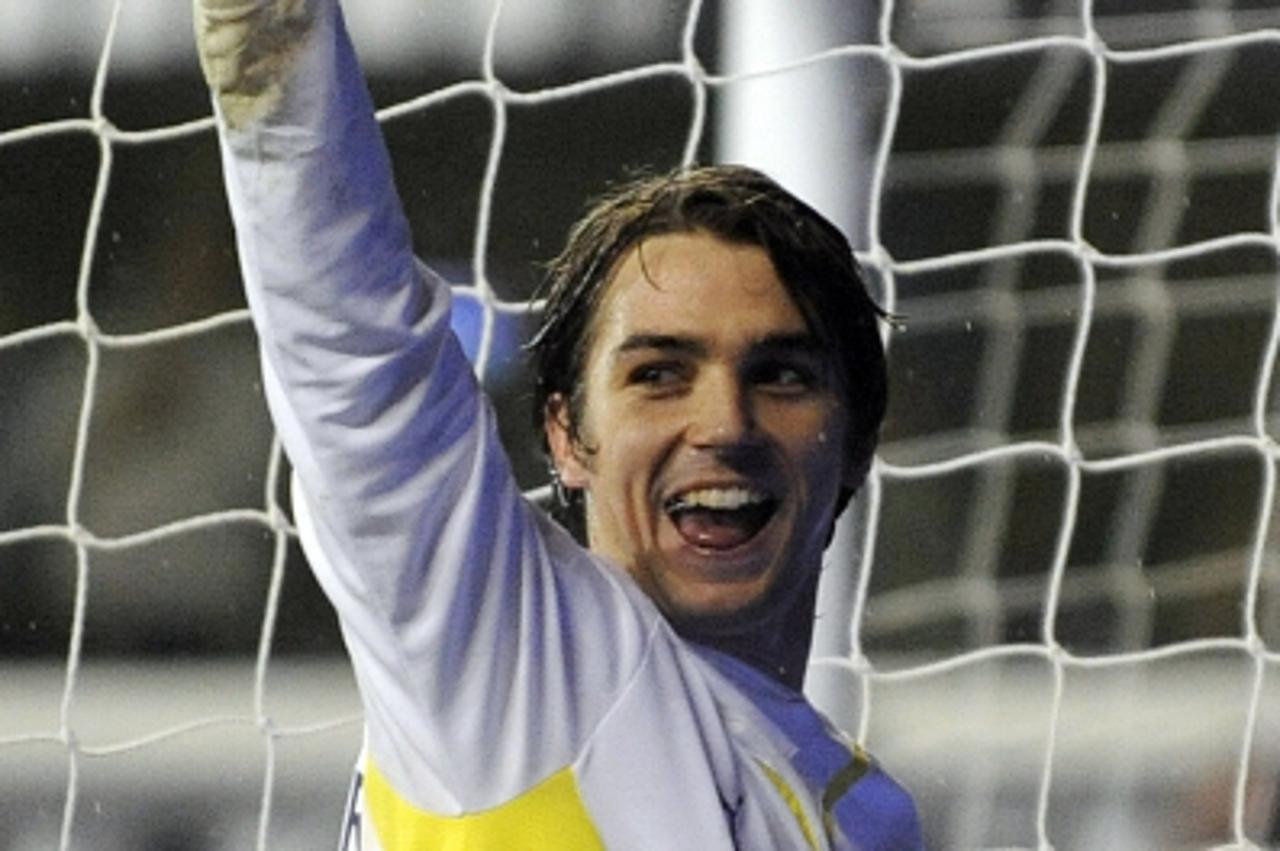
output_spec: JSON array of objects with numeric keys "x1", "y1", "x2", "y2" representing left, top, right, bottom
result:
[{"x1": 194, "y1": 0, "x2": 656, "y2": 819}]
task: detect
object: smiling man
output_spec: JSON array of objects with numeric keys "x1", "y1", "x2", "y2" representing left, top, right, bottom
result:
[
  {"x1": 536, "y1": 207, "x2": 877, "y2": 690},
  {"x1": 196, "y1": 0, "x2": 921, "y2": 848},
  {"x1": 553, "y1": 232, "x2": 843, "y2": 626}
]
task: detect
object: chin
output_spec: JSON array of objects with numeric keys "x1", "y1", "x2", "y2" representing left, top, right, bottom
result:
[
  {"x1": 657, "y1": 578, "x2": 785, "y2": 637},
  {"x1": 624, "y1": 534, "x2": 811, "y2": 635}
]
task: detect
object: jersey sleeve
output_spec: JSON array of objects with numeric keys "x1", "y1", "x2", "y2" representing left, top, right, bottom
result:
[{"x1": 200, "y1": 0, "x2": 657, "y2": 816}]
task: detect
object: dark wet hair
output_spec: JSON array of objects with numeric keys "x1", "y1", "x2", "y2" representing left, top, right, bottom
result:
[{"x1": 528, "y1": 164, "x2": 887, "y2": 534}]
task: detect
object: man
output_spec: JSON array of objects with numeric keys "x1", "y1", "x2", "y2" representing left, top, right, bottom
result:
[
  {"x1": 196, "y1": 1, "x2": 922, "y2": 848},
  {"x1": 530, "y1": 166, "x2": 889, "y2": 689}
]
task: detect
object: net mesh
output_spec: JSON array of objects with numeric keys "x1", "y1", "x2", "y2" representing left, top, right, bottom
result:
[{"x1": 2, "y1": 0, "x2": 1280, "y2": 848}]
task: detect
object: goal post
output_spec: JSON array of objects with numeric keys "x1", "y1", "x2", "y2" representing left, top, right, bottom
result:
[{"x1": 2, "y1": 1, "x2": 1280, "y2": 848}]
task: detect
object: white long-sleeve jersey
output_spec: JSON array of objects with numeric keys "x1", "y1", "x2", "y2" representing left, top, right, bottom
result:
[{"x1": 205, "y1": 2, "x2": 922, "y2": 848}]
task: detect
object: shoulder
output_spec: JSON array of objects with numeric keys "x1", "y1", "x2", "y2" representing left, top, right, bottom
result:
[{"x1": 830, "y1": 755, "x2": 924, "y2": 851}]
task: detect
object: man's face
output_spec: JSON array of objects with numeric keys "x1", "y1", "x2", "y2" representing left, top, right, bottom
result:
[{"x1": 545, "y1": 230, "x2": 856, "y2": 632}]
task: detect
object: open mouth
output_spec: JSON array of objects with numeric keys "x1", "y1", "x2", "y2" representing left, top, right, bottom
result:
[{"x1": 664, "y1": 486, "x2": 779, "y2": 551}]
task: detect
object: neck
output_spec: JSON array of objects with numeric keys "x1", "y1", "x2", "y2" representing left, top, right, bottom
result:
[{"x1": 684, "y1": 577, "x2": 819, "y2": 691}]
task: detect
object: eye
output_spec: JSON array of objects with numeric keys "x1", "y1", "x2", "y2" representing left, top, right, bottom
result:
[
  {"x1": 627, "y1": 361, "x2": 689, "y2": 391},
  {"x1": 751, "y1": 359, "x2": 821, "y2": 394}
]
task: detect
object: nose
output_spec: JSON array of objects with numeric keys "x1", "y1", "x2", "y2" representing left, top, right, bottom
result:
[{"x1": 686, "y1": 368, "x2": 757, "y2": 449}]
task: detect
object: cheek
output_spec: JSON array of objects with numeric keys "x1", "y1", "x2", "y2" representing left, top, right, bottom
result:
[
  {"x1": 789, "y1": 410, "x2": 852, "y2": 493},
  {"x1": 593, "y1": 416, "x2": 669, "y2": 498},
  {"x1": 577, "y1": 397, "x2": 655, "y2": 497}
]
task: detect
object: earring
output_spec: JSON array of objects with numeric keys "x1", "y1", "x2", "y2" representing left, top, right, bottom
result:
[{"x1": 549, "y1": 466, "x2": 571, "y2": 509}]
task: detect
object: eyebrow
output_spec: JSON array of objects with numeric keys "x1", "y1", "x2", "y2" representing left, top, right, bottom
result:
[
  {"x1": 753, "y1": 332, "x2": 826, "y2": 359},
  {"x1": 613, "y1": 333, "x2": 707, "y2": 360},
  {"x1": 610, "y1": 331, "x2": 825, "y2": 361}
]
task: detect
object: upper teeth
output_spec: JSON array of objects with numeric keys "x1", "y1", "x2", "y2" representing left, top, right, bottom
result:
[{"x1": 670, "y1": 487, "x2": 768, "y2": 512}]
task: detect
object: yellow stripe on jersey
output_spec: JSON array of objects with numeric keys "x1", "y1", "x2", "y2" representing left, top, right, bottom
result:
[
  {"x1": 364, "y1": 759, "x2": 606, "y2": 850},
  {"x1": 822, "y1": 744, "x2": 872, "y2": 837},
  {"x1": 756, "y1": 760, "x2": 819, "y2": 851}
]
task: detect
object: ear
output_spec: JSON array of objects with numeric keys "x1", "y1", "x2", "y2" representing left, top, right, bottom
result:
[{"x1": 544, "y1": 393, "x2": 590, "y2": 489}]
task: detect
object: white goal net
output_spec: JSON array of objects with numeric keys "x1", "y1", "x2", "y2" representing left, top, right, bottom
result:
[{"x1": 2, "y1": 0, "x2": 1279, "y2": 848}]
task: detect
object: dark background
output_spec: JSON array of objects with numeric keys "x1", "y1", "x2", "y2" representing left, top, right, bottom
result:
[{"x1": 3, "y1": 1, "x2": 1280, "y2": 848}]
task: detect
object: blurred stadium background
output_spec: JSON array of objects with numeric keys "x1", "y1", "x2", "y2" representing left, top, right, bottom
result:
[{"x1": 4, "y1": 0, "x2": 1280, "y2": 847}]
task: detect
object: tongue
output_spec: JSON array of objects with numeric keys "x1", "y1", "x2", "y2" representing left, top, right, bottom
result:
[{"x1": 673, "y1": 509, "x2": 758, "y2": 550}]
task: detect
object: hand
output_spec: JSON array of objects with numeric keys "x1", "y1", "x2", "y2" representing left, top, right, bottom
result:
[{"x1": 193, "y1": 0, "x2": 321, "y2": 129}]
